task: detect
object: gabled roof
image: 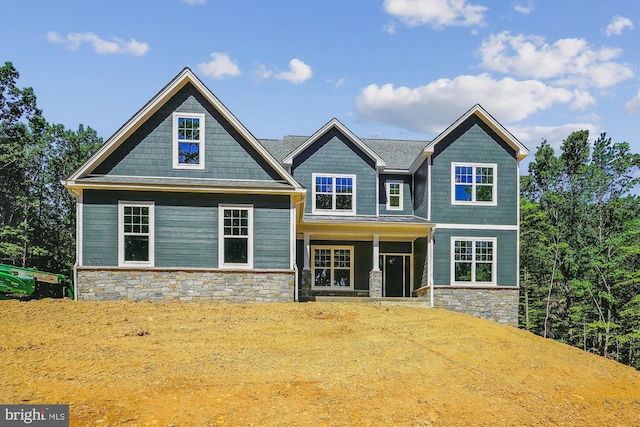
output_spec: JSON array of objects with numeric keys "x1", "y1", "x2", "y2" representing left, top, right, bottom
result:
[
  {"x1": 65, "y1": 67, "x2": 302, "y2": 190},
  {"x1": 410, "y1": 104, "x2": 529, "y2": 173},
  {"x1": 282, "y1": 118, "x2": 387, "y2": 169}
]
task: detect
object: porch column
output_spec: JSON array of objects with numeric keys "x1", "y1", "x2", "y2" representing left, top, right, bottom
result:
[
  {"x1": 370, "y1": 235, "x2": 382, "y2": 297},
  {"x1": 303, "y1": 234, "x2": 310, "y2": 271},
  {"x1": 301, "y1": 233, "x2": 312, "y2": 300}
]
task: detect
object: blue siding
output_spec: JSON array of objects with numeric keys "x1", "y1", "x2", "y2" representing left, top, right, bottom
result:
[
  {"x1": 93, "y1": 83, "x2": 282, "y2": 182},
  {"x1": 430, "y1": 116, "x2": 518, "y2": 225},
  {"x1": 413, "y1": 160, "x2": 428, "y2": 219},
  {"x1": 379, "y1": 174, "x2": 413, "y2": 215},
  {"x1": 292, "y1": 128, "x2": 377, "y2": 215},
  {"x1": 433, "y1": 228, "x2": 518, "y2": 287},
  {"x1": 82, "y1": 190, "x2": 291, "y2": 269}
]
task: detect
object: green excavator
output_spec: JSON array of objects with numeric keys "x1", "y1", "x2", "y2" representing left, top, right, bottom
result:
[{"x1": 0, "y1": 264, "x2": 73, "y2": 300}]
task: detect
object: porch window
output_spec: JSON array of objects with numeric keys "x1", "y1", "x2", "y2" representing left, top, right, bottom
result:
[
  {"x1": 173, "y1": 112, "x2": 205, "y2": 169},
  {"x1": 451, "y1": 163, "x2": 496, "y2": 205},
  {"x1": 451, "y1": 237, "x2": 496, "y2": 285},
  {"x1": 312, "y1": 173, "x2": 356, "y2": 214},
  {"x1": 312, "y1": 246, "x2": 354, "y2": 288},
  {"x1": 219, "y1": 205, "x2": 253, "y2": 269},
  {"x1": 118, "y1": 201, "x2": 154, "y2": 266}
]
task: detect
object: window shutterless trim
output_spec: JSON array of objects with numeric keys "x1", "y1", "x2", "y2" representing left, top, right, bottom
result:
[
  {"x1": 311, "y1": 173, "x2": 357, "y2": 215},
  {"x1": 218, "y1": 204, "x2": 253, "y2": 269},
  {"x1": 450, "y1": 236, "x2": 497, "y2": 286},
  {"x1": 451, "y1": 162, "x2": 497, "y2": 206},
  {"x1": 311, "y1": 245, "x2": 354, "y2": 289},
  {"x1": 385, "y1": 179, "x2": 403, "y2": 211},
  {"x1": 173, "y1": 112, "x2": 205, "y2": 170},
  {"x1": 118, "y1": 201, "x2": 155, "y2": 267}
]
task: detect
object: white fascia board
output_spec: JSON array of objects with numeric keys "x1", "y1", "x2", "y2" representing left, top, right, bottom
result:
[{"x1": 282, "y1": 118, "x2": 386, "y2": 169}]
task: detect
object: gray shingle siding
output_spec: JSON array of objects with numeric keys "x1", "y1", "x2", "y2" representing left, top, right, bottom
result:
[{"x1": 379, "y1": 174, "x2": 413, "y2": 215}]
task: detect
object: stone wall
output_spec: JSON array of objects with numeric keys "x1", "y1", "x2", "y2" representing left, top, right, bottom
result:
[
  {"x1": 77, "y1": 268, "x2": 294, "y2": 302},
  {"x1": 415, "y1": 286, "x2": 519, "y2": 327}
]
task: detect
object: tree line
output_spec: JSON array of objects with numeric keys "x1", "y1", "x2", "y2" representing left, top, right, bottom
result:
[
  {"x1": 0, "y1": 62, "x2": 102, "y2": 274},
  {"x1": 1, "y1": 61, "x2": 639, "y2": 368}
]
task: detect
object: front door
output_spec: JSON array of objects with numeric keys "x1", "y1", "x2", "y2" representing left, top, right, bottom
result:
[{"x1": 380, "y1": 254, "x2": 411, "y2": 297}]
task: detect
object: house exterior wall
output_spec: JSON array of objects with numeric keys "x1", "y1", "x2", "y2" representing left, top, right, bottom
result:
[
  {"x1": 379, "y1": 174, "x2": 413, "y2": 215},
  {"x1": 413, "y1": 160, "x2": 428, "y2": 219},
  {"x1": 93, "y1": 83, "x2": 282, "y2": 181},
  {"x1": 291, "y1": 129, "x2": 377, "y2": 215},
  {"x1": 82, "y1": 190, "x2": 291, "y2": 270}
]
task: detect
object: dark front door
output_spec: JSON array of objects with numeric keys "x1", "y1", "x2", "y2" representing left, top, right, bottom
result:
[{"x1": 382, "y1": 255, "x2": 407, "y2": 297}]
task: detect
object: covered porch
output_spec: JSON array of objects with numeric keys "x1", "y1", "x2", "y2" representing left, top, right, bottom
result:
[{"x1": 296, "y1": 215, "x2": 434, "y2": 301}]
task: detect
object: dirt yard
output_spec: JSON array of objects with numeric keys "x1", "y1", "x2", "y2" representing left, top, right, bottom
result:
[{"x1": 1, "y1": 299, "x2": 639, "y2": 426}]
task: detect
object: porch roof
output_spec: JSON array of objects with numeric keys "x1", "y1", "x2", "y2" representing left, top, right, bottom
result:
[{"x1": 298, "y1": 214, "x2": 433, "y2": 240}]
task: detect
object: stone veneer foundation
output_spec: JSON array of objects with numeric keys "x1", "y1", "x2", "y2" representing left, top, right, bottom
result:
[{"x1": 77, "y1": 268, "x2": 294, "y2": 302}]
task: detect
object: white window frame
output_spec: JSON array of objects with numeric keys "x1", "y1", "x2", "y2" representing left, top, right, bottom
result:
[
  {"x1": 311, "y1": 245, "x2": 354, "y2": 289},
  {"x1": 311, "y1": 173, "x2": 356, "y2": 215},
  {"x1": 451, "y1": 163, "x2": 497, "y2": 206},
  {"x1": 118, "y1": 201, "x2": 155, "y2": 267},
  {"x1": 218, "y1": 204, "x2": 253, "y2": 269},
  {"x1": 450, "y1": 237, "x2": 497, "y2": 286},
  {"x1": 173, "y1": 112, "x2": 205, "y2": 170},
  {"x1": 385, "y1": 180, "x2": 403, "y2": 211}
]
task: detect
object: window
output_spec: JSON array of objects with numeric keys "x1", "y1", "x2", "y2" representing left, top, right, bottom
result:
[
  {"x1": 452, "y1": 163, "x2": 496, "y2": 205},
  {"x1": 451, "y1": 237, "x2": 496, "y2": 285},
  {"x1": 219, "y1": 205, "x2": 253, "y2": 268},
  {"x1": 312, "y1": 246, "x2": 354, "y2": 288},
  {"x1": 386, "y1": 180, "x2": 403, "y2": 210},
  {"x1": 312, "y1": 173, "x2": 356, "y2": 214},
  {"x1": 119, "y1": 201, "x2": 154, "y2": 266},
  {"x1": 173, "y1": 113, "x2": 205, "y2": 169}
]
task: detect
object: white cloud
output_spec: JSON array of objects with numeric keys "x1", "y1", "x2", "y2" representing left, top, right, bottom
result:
[
  {"x1": 624, "y1": 89, "x2": 640, "y2": 113},
  {"x1": 355, "y1": 74, "x2": 592, "y2": 134},
  {"x1": 46, "y1": 31, "x2": 149, "y2": 56},
  {"x1": 384, "y1": 0, "x2": 487, "y2": 30},
  {"x1": 384, "y1": 21, "x2": 397, "y2": 35},
  {"x1": 274, "y1": 58, "x2": 313, "y2": 85},
  {"x1": 477, "y1": 31, "x2": 634, "y2": 88},
  {"x1": 510, "y1": 122, "x2": 600, "y2": 153},
  {"x1": 512, "y1": 1, "x2": 534, "y2": 15},
  {"x1": 197, "y1": 53, "x2": 241, "y2": 79},
  {"x1": 605, "y1": 15, "x2": 634, "y2": 37}
]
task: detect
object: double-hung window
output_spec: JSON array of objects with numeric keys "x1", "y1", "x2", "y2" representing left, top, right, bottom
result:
[
  {"x1": 386, "y1": 180, "x2": 403, "y2": 210},
  {"x1": 452, "y1": 163, "x2": 496, "y2": 205},
  {"x1": 173, "y1": 112, "x2": 205, "y2": 169},
  {"x1": 119, "y1": 201, "x2": 154, "y2": 266},
  {"x1": 312, "y1": 173, "x2": 356, "y2": 214},
  {"x1": 451, "y1": 237, "x2": 496, "y2": 285},
  {"x1": 219, "y1": 205, "x2": 253, "y2": 269},
  {"x1": 312, "y1": 246, "x2": 354, "y2": 288}
]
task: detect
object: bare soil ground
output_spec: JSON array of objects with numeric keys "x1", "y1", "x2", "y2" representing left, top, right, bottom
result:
[{"x1": 1, "y1": 299, "x2": 639, "y2": 426}]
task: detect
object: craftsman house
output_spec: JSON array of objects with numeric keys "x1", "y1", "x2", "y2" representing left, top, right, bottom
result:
[{"x1": 64, "y1": 68, "x2": 528, "y2": 325}]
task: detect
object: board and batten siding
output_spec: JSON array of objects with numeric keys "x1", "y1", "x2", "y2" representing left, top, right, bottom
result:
[
  {"x1": 82, "y1": 190, "x2": 291, "y2": 270},
  {"x1": 432, "y1": 228, "x2": 518, "y2": 287},
  {"x1": 292, "y1": 128, "x2": 377, "y2": 216},
  {"x1": 92, "y1": 83, "x2": 281, "y2": 182},
  {"x1": 430, "y1": 115, "x2": 519, "y2": 225}
]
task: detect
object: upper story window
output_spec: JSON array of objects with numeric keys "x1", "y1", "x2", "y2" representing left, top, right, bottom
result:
[
  {"x1": 451, "y1": 163, "x2": 497, "y2": 205},
  {"x1": 218, "y1": 204, "x2": 253, "y2": 269},
  {"x1": 451, "y1": 237, "x2": 496, "y2": 285},
  {"x1": 386, "y1": 180, "x2": 403, "y2": 211},
  {"x1": 312, "y1": 173, "x2": 356, "y2": 214},
  {"x1": 118, "y1": 201, "x2": 154, "y2": 267},
  {"x1": 173, "y1": 113, "x2": 205, "y2": 170}
]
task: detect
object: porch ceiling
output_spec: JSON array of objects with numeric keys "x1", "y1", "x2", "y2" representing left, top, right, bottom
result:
[{"x1": 297, "y1": 214, "x2": 433, "y2": 241}]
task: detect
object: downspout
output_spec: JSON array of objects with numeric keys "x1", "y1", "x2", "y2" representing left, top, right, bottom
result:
[{"x1": 429, "y1": 228, "x2": 435, "y2": 308}]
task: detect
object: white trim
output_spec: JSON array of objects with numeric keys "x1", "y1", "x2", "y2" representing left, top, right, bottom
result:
[
  {"x1": 385, "y1": 179, "x2": 403, "y2": 211},
  {"x1": 290, "y1": 198, "x2": 297, "y2": 271},
  {"x1": 311, "y1": 245, "x2": 354, "y2": 289},
  {"x1": 173, "y1": 112, "x2": 205, "y2": 170},
  {"x1": 311, "y1": 173, "x2": 357, "y2": 215},
  {"x1": 218, "y1": 204, "x2": 254, "y2": 269},
  {"x1": 118, "y1": 201, "x2": 155, "y2": 267},
  {"x1": 436, "y1": 223, "x2": 518, "y2": 231},
  {"x1": 427, "y1": 158, "x2": 432, "y2": 220},
  {"x1": 303, "y1": 234, "x2": 310, "y2": 271},
  {"x1": 450, "y1": 236, "x2": 497, "y2": 286},
  {"x1": 516, "y1": 160, "x2": 521, "y2": 289},
  {"x1": 451, "y1": 162, "x2": 498, "y2": 206},
  {"x1": 372, "y1": 235, "x2": 380, "y2": 272},
  {"x1": 428, "y1": 230, "x2": 434, "y2": 307},
  {"x1": 77, "y1": 191, "x2": 84, "y2": 267}
]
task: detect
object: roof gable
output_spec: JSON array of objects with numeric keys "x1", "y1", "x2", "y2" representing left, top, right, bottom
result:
[
  {"x1": 67, "y1": 68, "x2": 301, "y2": 189},
  {"x1": 282, "y1": 118, "x2": 386, "y2": 169}
]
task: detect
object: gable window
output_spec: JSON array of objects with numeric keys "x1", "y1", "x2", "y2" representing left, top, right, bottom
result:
[
  {"x1": 173, "y1": 113, "x2": 205, "y2": 169},
  {"x1": 452, "y1": 163, "x2": 496, "y2": 205},
  {"x1": 312, "y1": 246, "x2": 353, "y2": 288},
  {"x1": 312, "y1": 173, "x2": 356, "y2": 214},
  {"x1": 451, "y1": 237, "x2": 496, "y2": 285},
  {"x1": 219, "y1": 205, "x2": 253, "y2": 269},
  {"x1": 386, "y1": 180, "x2": 403, "y2": 210},
  {"x1": 119, "y1": 201, "x2": 154, "y2": 266}
]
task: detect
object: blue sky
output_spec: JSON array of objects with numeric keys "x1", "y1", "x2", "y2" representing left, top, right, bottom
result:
[{"x1": 1, "y1": 0, "x2": 638, "y2": 177}]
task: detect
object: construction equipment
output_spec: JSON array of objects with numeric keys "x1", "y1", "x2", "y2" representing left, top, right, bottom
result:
[{"x1": 0, "y1": 264, "x2": 73, "y2": 300}]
